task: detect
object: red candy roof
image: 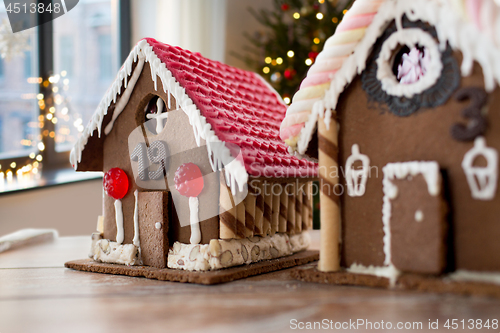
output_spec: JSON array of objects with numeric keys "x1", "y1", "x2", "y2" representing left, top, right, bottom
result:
[{"x1": 145, "y1": 38, "x2": 317, "y2": 178}]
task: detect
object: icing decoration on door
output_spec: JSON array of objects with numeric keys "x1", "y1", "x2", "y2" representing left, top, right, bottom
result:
[
  {"x1": 103, "y1": 168, "x2": 129, "y2": 244},
  {"x1": 462, "y1": 137, "x2": 498, "y2": 200},
  {"x1": 345, "y1": 144, "x2": 370, "y2": 197},
  {"x1": 174, "y1": 163, "x2": 204, "y2": 244}
]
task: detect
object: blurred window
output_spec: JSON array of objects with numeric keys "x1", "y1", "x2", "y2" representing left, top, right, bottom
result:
[
  {"x1": 0, "y1": 0, "x2": 125, "y2": 173},
  {"x1": 0, "y1": 17, "x2": 38, "y2": 160},
  {"x1": 0, "y1": 57, "x2": 4, "y2": 79},
  {"x1": 98, "y1": 33, "x2": 113, "y2": 81},
  {"x1": 53, "y1": 1, "x2": 117, "y2": 152}
]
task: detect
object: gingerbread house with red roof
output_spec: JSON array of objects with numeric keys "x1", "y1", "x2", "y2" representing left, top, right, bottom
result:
[{"x1": 65, "y1": 38, "x2": 317, "y2": 280}]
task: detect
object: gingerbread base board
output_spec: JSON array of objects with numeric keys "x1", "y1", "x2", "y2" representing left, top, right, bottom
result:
[
  {"x1": 65, "y1": 250, "x2": 319, "y2": 285},
  {"x1": 292, "y1": 263, "x2": 500, "y2": 298}
]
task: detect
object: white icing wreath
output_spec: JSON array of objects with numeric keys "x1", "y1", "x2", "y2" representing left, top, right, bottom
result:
[{"x1": 376, "y1": 28, "x2": 443, "y2": 98}]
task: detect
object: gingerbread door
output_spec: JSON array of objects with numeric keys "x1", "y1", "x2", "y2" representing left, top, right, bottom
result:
[
  {"x1": 137, "y1": 191, "x2": 169, "y2": 268},
  {"x1": 382, "y1": 162, "x2": 448, "y2": 274}
]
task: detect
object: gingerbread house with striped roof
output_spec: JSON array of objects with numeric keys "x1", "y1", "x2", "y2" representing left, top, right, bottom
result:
[
  {"x1": 66, "y1": 38, "x2": 318, "y2": 278},
  {"x1": 284, "y1": 0, "x2": 500, "y2": 295}
]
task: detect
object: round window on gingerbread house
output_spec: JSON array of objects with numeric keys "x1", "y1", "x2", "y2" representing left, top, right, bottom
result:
[{"x1": 137, "y1": 95, "x2": 169, "y2": 135}]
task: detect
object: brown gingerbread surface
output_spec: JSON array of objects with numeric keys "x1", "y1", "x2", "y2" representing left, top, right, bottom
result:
[
  {"x1": 65, "y1": 250, "x2": 319, "y2": 285},
  {"x1": 335, "y1": 53, "x2": 500, "y2": 272},
  {"x1": 292, "y1": 263, "x2": 500, "y2": 297}
]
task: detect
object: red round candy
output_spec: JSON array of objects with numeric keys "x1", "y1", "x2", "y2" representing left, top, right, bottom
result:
[
  {"x1": 174, "y1": 163, "x2": 204, "y2": 197},
  {"x1": 103, "y1": 167, "x2": 129, "y2": 200}
]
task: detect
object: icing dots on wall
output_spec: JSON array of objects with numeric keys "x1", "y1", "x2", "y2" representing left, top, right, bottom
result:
[
  {"x1": 414, "y1": 209, "x2": 424, "y2": 222},
  {"x1": 462, "y1": 137, "x2": 498, "y2": 200},
  {"x1": 345, "y1": 144, "x2": 370, "y2": 197}
]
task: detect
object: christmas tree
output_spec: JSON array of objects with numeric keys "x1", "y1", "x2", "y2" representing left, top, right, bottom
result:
[
  {"x1": 242, "y1": 0, "x2": 354, "y2": 103},
  {"x1": 241, "y1": 0, "x2": 353, "y2": 229}
]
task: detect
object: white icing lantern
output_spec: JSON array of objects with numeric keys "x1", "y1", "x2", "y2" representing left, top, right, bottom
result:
[
  {"x1": 462, "y1": 137, "x2": 498, "y2": 200},
  {"x1": 345, "y1": 144, "x2": 370, "y2": 197}
]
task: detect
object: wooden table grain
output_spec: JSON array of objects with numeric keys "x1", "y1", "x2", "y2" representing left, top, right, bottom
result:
[{"x1": 1, "y1": 231, "x2": 500, "y2": 333}]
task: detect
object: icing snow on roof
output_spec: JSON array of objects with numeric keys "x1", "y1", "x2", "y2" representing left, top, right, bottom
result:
[{"x1": 70, "y1": 38, "x2": 317, "y2": 192}]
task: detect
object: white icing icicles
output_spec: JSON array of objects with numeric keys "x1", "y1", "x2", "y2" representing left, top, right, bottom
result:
[
  {"x1": 189, "y1": 196, "x2": 201, "y2": 244},
  {"x1": 114, "y1": 199, "x2": 124, "y2": 244},
  {"x1": 462, "y1": 137, "x2": 498, "y2": 200},
  {"x1": 345, "y1": 144, "x2": 370, "y2": 197},
  {"x1": 104, "y1": 58, "x2": 145, "y2": 135}
]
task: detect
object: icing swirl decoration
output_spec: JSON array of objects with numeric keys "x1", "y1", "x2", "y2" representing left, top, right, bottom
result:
[
  {"x1": 280, "y1": 0, "x2": 386, "y2": 149},
  {"x1": 397, "y1": 47, "x2": 430, "y2": 84}
]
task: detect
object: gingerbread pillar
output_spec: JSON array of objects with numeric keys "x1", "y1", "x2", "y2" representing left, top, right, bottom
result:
[{"x1": 318, "y1": 116, "x2": 340, "y2": 272}]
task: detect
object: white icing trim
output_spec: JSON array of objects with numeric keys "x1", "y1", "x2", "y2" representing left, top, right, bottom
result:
[
  {"x1": 132, "y1": 190, "x2": 140, "y2": 248},
  {"x1": 376, "y1": 28, "x2": 442, "y2": 98},
  {"x1": 70, "y1": 39, "x2": 249, "y2": 194},
  {"x1": 104, "y1": 59, "x2": 145, "y2": 136},
  {"x1": 462, "y1": 137, "x2": 498, "y2": 200},
  {"x1": 345, "y1": 144, "x2": 370, "y2": 197},
  {"x1": 114, "y1": 199, "x2": 124, "y2": 244},
  {"x1": 295, "y1": 0, "x2": 500, "y2": 154},
  {"x1": 189, "y1": 196, "x2": 201, "y2": 245},
  {"x1": 382, "y1": 161, "x2": 440, "y2": 268},
  {"x1": 448, "y1": 269, "x2": 500, "y2": 285},
  {"x1": 347, "y1": 263, "x2": 400, "y2": 287}
]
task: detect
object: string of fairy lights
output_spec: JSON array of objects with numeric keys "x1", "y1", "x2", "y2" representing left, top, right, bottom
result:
[{"x1": 0, "y1": 70, "x2": 83, "y2": 188}]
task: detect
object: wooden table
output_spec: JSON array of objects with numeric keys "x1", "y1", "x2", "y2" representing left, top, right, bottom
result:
[{"x1": 1, "y1": 231, "x2": 500, "y2": 332}]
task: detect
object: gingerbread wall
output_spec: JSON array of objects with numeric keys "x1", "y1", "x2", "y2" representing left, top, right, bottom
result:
[
  {"x1": 336, "y1": 53, "x2": 500, "y2": 272},
  {"x1": 100, "y1": 62, "x2": 219, "y2": 246}
]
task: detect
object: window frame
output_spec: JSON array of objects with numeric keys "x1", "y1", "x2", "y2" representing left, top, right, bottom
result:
[{"x1": 0, "y1": 0, "x2": 131, "y2": 173}]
